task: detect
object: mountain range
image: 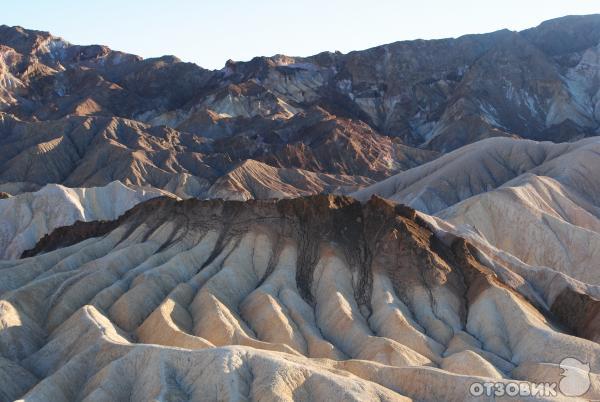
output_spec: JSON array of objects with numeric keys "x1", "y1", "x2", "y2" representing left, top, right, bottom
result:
[
  {"x1": 2, "y1": 15, "x2": 600, "y2": 197},
  {"x1": 1, "y1": 14, "x2": 600, "y2": 402}
]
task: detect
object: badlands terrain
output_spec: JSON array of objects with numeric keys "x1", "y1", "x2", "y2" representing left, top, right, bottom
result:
[
  {"x1": 1, "y1": 14, "x2": 600, "y2": 196},
  {"x1": 0, "y1": 14, "x2": 600, "y2": 402},
  {"x1": 0, "y1": 181, "x2": 168, "y2": 260},
  {"x1": 2, "y1": 195, "x2": 599, "y2": 401}
]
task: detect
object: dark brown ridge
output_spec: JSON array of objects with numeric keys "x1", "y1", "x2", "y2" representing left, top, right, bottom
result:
[
  {"x1": 551, "y1": 289, "x2": 600, "y2": 342},
  {"x1": 20, "y1": 196, "x2": 176, "y2": 258},
  {"x1": 20, "y1": 194, "x2": 600, "y2": 343}
]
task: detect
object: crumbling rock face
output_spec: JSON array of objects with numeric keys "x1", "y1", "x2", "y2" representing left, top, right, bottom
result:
[
  {"x1": 0, "y1": 181, "x2": 168, "y2": 260},
  {"x1": 551, "y1": 289, "x2": 600, "y2": 343},
  {"x1": 2, "y1": 15, "x2": 600, "y2": 200},
  {"x1": 353, "y1": 137, "x2": 600, "y2": 291},
  {"x1": 205, "y1": 159, "x2": 375, "y2": 201},
  {"x1": 2, "y1": 195, "x2": 599, "y2": 401},
  {"x1": 1, "y1": 14, "x2": 600, "y2": 402},
  {"x1": 0, "y1": 110, "x2": 434, "y2": 198},
  {"x1": 20, "y1": 218, "x2": 122, "y2": 259}
]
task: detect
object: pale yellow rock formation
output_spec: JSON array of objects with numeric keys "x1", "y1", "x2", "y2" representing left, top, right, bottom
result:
[
  {"x1": 0, "y1": 195, "x2": 597, "y2": 401},
  {"x1": 0, "y1": 181, "x2": 169, "y2": 259}
]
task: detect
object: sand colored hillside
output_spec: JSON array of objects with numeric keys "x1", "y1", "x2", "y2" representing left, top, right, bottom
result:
[
  {"x1": 353, "y1": 137, "x2": 600, "y2": 213},
  {"x1": 1, "y1": 195, "x2": 598, "y2": 401},
  {"x1": 0, "y1": 181, "x2": 168, "y2": 259},
  {"x1": 206, "y1": 159, "x2": 374, "y2": 200},
  {"x1": 437, "y1": 174, "x2": 600, "y2": 285},
  {"x1": 354, "y1": 136, "x2": 600, "y2": 286}
]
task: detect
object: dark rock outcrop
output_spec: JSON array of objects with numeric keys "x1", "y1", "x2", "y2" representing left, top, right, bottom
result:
[{"x1": 2, "y1": 16, "x2": 600, "y2": 196}]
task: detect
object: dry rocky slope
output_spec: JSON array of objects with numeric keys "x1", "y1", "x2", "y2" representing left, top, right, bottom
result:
[
  {"x1": 0, "y1": 109, "x2": 432, "y2": 198},
  {"x1": 0, "y1": 181, "x2": 168, "y2": 260},
  {"x1": 1, "y1": 195, "x2": 599, "y2": 401},
  {"x1": 2, "y1": 14, "x2": 600, "y2": 402},
  {"x1": 2, "y1": 15, "x2": 600, "y2": 195},
  {"x1": 353, "y1": 136, "x2": 600, "y2": 286}
]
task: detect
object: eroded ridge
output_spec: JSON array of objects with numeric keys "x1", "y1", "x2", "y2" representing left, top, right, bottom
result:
[{"x1": 1, "y1": 195, "x2": 599, "y2": 401}]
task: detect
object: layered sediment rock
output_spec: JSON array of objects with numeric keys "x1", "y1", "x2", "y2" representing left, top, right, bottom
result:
[
  {"x1": 2, "y1": 195, "x2": 598, "y2": 400},
  {"x1": 0, "y1": 181, "x2": 168, "y2": 259}
]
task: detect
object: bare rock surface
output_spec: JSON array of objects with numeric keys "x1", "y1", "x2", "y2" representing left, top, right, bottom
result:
[
  {"x1": 353, "y1": 137, "x2": 600, "y2": 286},
  {"x1": 3, "y1": 14, "x2": 600, "y2": 402},
  {"x1": 0, "y1": 195, "x2": 598, "y2": 401},
  {"x1": 206, "y1": 159, "x2": 374, "y2": 200},
  {"x1": 0, "y1": 181, "x2": 168, "y2": 259},
  {"x1": 2, "y1": 16, "x2": 600, "y2": 198},
  {"x1": 2, "y1": 16, "x2": 600, "y2": 152},
  {"x1": 353, "y1": 136, "x2": 600, "y2": 212},
  {"x1": 0, "y1": 110, "x2": 434, "y2": 198}
]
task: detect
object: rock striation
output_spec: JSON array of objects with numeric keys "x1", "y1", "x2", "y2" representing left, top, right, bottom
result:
[
  {"x1": 1, "y1": 195, "x2": 598, "y2": 400},
  {"x1": 0, "y1": 181, "x2": 168, "y2": 259},
  {"x1": 353, "y1": 136, "x2": 600, "y2": 286},
  {"x1": 2, "y1": 16, "x2": 600, "y2": 196},
  {"x1": 2, "y1": 14, "x2": 600, "y2": 402},
  {"x1": 0, "y1": 109, "x2": 434, "y2": 198},
  {"x1": 205, "y1": 159, "x2": 374, "y2": 201}
]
